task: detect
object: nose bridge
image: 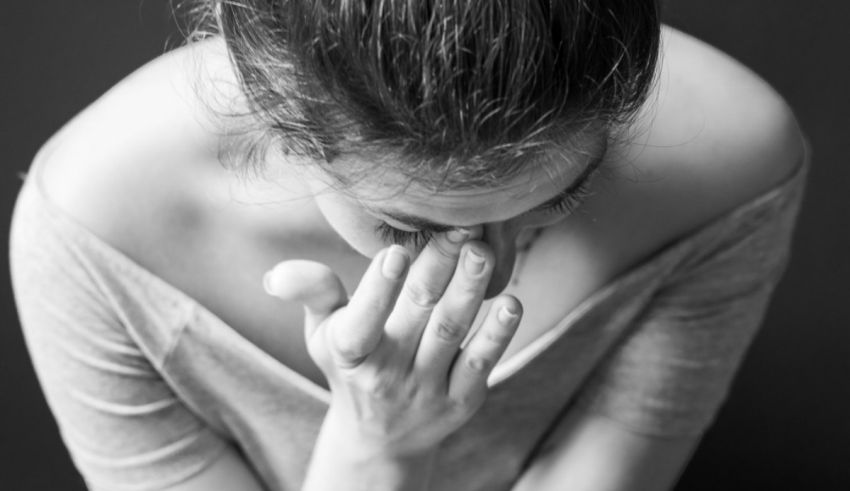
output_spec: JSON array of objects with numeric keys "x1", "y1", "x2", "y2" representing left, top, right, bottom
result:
[
  {"x1": 482, "y1": 220, "x2": 516, "y2": 253},
  {"x1": 480, "y1": 220, "x2": 519, "y2": 298}
]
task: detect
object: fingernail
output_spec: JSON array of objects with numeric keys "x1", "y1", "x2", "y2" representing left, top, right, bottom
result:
[
  {"x1": 447, "y1": 228, "x2": 470, "y2": 244},
  {"x1": 497, "y1": 304, "x2": 519, "y2": 324},
  {"x1": 464, "y1": 248, "x2": 485, "y2": 274},
  {"x1": 382, "y1": 246, "x2": 408, "y2": 279},
  {"x1": 466, "y1": 226, "x2": 484, "y2": 240},
  {"x1": 262, "y1": 271, "x2": 275, "y2": 295}
]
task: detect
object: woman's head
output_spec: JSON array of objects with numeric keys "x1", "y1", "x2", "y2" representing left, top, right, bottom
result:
[
  {"x1": 189, "y1": 0, "x2": 660, "y2": 295},
  {"x1": 193, "y1": 0, "x2": 660, "y2": 184},
  {"x1": 305, "y1": 135, "x2": 609, "y2": 297}
]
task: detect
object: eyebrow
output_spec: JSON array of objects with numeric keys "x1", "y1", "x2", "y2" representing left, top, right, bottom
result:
[{"x1": 378, "y1": 152, "x2": 607, "y2": 233}]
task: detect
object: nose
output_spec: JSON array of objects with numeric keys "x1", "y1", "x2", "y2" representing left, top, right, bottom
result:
[{"x1": 478, "y1": 222, "x2": 520, "y2": 299}]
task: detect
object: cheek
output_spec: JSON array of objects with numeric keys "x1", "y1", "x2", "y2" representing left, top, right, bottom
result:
[
  {"x1": 529, "y1": 210, "x2": 571, "y2": 228},
  {"x1": 508, "y1": 209, "x2": 569, "y2": 237},
  {"x1": 313, "y1": 194, "x2": 386, "y2": 257}
]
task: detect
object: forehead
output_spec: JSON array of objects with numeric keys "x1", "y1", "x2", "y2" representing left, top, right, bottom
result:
[{"x1": 336, "y1": 140, "x2": 607, "y2": 227}]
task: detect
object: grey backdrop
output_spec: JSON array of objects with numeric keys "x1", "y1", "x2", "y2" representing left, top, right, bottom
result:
[{"x1": 1, "y1": 2, "x2": 847, "y2": 489}]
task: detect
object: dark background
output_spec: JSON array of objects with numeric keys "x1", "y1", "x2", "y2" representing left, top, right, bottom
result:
[{"x1": 1, "y1": 1, "x2": 847, "y2": 489}]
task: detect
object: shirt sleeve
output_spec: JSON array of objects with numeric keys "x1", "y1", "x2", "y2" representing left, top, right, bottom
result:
[
  {"x1": 573, "y1": 168, "x2": 806, "y2": 438},
  {"x1": 10, "y1": 185, "x2": 229, "y2": 490}
]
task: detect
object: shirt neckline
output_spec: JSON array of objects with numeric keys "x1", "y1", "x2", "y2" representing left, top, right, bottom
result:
[{"x1": 24, "y1": 148, "x2": 809, "y2": 402}]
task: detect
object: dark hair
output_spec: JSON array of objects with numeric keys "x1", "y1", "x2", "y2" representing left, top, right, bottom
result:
[{"x1": 187, "y1": 0, "x2": 661, "y2": 187}]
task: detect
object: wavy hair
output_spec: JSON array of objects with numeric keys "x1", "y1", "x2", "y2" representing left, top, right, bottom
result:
[{"x1": 184, "y1": 0, "x2": 661, "y2": 187}]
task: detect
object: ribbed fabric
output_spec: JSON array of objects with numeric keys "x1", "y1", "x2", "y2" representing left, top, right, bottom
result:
[{"x1": 10, "y1": 152, "x2": 807, "y2": 491}]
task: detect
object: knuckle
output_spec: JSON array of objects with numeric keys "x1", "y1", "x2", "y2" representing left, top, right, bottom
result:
[
  {"x1": 433, "y1": 318, "x2": 468, "y2": 343},
  {"x1": 404, "y1": 281, "x2": 442, "y2": 309},
  {"x1": 333, "y1": 339, "x2": 369, "y2": 367},
  {"x1": 465, "y1": 355, "x2": 493, "y2": 373},
  {"x1": 456, "y1": 278, "x2": 484, "y2": 297},
  {"x1": 452, "y1": 388, "x2": 486, "y2": 413},
  {"x1": 328, "y1": 321, "x2": 372, "y2": 367},
  {"x1": 483, "y1": 328, "x2": 513, "y2": 345},
  {"x1": 360, "y1": 374, "x2": 399, "y2": 400}
]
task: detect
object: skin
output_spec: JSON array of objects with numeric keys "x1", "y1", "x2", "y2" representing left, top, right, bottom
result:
[
  {"x1": 304, "y1": 141, "x2": 605, "y2": 298},
  {"x1": 254, "y1": 113, "x2": 608, "y2": 491},
  {"x1": 277, "y1": 234, "x2": 519, "y2": 490},
  {"x1": 34, "y1": 25, "x2": 806, "y2": 491}
]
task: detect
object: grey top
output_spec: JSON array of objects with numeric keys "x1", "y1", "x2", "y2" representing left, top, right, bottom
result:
[{"x1": 10, "y1": 152, "x2": 807, "y2": 491}]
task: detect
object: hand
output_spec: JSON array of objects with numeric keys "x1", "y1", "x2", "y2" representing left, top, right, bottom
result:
[{"x1": 264, "y1": 229, "x2": 523, "y2": 457}]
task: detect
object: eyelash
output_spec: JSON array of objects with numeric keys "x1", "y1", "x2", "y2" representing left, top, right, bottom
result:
[
  {"x1": 543, "y1": 177, "x2": 595, "y2": 216},
  {"x1": 375, "y1": 224, "x2": 436, "y2": 249},
  {"x1": 375, "y1": 175, "x2": 596, "y2": 248}
]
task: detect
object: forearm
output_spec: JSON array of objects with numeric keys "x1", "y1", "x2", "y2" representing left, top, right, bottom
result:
[
  {"x1": 511, "y1": 409, "x2": 698, "y2": 491},
  {"x1": 301, "y1": 411, "x2": 437, "y2": 491}
]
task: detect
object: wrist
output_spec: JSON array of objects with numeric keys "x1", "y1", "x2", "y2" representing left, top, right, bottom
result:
[
  {"x1": 302, "y1": 410, "x2": 438, "y2": 491},
  {"x1": 322, "y1": 401, "x2": 448, "y2": 456}
]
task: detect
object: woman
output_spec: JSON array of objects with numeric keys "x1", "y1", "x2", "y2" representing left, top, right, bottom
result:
[{"x1": 10, "y1": 1, "x2": 808, "y2": 490}]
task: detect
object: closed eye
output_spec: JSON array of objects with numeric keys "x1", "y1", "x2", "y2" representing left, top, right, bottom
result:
[
  {"x1": 374, "y1": 176, "x2": 596, "y2": 248},
  {"x1": 374, "y1": 223, "x2": 435, "y2": 249},
  {"x1": 531, "y1": 165, "x2": 599, "y2": 216},
  {"x1": 373, "y1": 148, "x2": 606, "y2": 248}
]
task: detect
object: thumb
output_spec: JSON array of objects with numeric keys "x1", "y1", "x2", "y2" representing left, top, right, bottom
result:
[{"x1": 263, "y1": 260, "x2": 348, "y2": 338}]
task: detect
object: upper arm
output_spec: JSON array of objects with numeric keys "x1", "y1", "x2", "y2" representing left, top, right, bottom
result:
[
  {"x1": 512, "y1": 109, "x2": 807, "y2": 490},
  {"x1": 512, "y1": 195, "x2": 805, "y2": 491},
  {"x1": 10, "y1": 182, "x2": 255, "y2": 490}
]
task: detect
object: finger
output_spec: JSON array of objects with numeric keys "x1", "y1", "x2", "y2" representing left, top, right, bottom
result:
[
  {"x1": 382, "y1": 227, "x2": 481, "y2": 360},
  {"x1": 448, "y1": 296, "x2": 522, "y2": 406},
  {"x1": 414, "y1": 242, "x2": 493, "y2": 382},
  {"x1": 263, "y1": 260, "x2": 348, "y2": 339},
  {"x1": 331, "y1": 246, "x2": 410, "y2": 368}
]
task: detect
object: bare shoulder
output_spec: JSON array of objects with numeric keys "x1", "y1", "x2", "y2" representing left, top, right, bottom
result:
[
  {"x1": 33, "y1": 38, "x2": 237, "y2": 258},
  {"x1": 576, "y1": 26, "x2": 807, "y2": 276},
  {"x1": 608, "y1": 26, "x2": 806, "y2": 238},
  {"x1": 643, "y1": 26, "x2": 805, "y2": 192}
]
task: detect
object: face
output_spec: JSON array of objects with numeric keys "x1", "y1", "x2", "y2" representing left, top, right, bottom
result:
[{"x1": 306, "y1": 143, "x2": 607, "y2": 298}]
